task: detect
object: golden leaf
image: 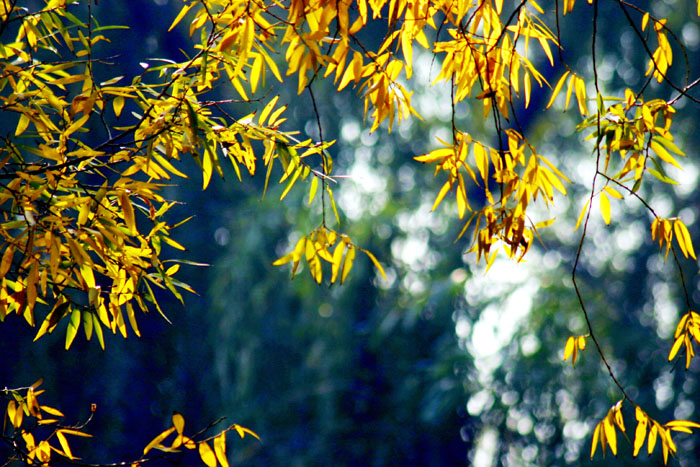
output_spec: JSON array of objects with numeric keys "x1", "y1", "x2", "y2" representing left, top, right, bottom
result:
[
  {"x1": 214, "y1": 432, "x2": 229, "y2": 467},
  {"x1": 599, "y1": 192, "x2": 611, "y2": 225},
  {"x1": 633, "y1": 407, "x2": 647, "y2": 457},
  {"x1": 198, "y1": 441, "x2": 218, "y2": 467}
]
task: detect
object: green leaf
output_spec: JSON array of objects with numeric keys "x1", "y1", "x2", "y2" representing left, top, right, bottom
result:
[
  {"x1": 647, "y1": 168, "x2": 678, "y2": 185},
  {"x1": 92, "y1": 314, "x2": 105, "y2": 350},
  {"x1": 82, "y1": 309, "x2": 93, "y2": 341},
  {"x1": 276, "y1": 141, "x2": 291, "y2": 172},
  {"x1": 65, "y1": 309, "x2": 81, "y2": 350},
  {"x1": 308, "y1": 176, "x2": 319, "y2": 205}
]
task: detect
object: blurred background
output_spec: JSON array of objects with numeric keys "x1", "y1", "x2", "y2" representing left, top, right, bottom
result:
[{"x1": 2, "y1": 0, "x2": 700, "y2": 465}]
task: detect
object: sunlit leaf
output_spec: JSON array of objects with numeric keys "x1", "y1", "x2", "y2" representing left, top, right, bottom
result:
[
  {"x1": 143, "y1": 427, "x2": 176, "y2": 454},
  {"x1": 648, "y1": 423, "x2": 658, "y2": 455},
  {"x1": 564, "y1": 336, "x2": 575, "y2": 361},
  {"x1": 591, "y1": 423, "x2": 601, "y2": 459},
  {"x1": 214, "y1": 432, "x2": 229, "y2": 467},
  {"x1": 341, "y1": 245, "x2": 355, "y2": 284},
  {"x1": 199, "y1": 441, "x2": 218, "y2": 467},
  {"x1": 432, "y1": 181, "x2": 451, "y2": 212},
  {"x1": 308, "y1": 176, "x2": 319, "y2": 205},
  {"x1": 669, "y1": 335, "x2": 684, "y2": 362},
  {"x1": 633, "y1": 407, "x2": 647, "y2": 457},
  {"x1": 674, "y1": 219, "x2": 696, "y2": 260},
  {"x1": 172, "y1": 413, "x2": 185, "y2": 435},
  {"x1": 65, "y1": 309, "x2": 81, "y2": 350},
  {"x1": 361, "y1": 248, "x2": 387, "y2": 280},
  {"x1": 599, "y1": 192, "x2": 611, "y2": 225},
  {"x1": 575, "y1": 199, "x2": 589, "y2": 231},
  {"x1": 56, "y1": 431, "x2": 74, "y2": 459},
  {"x1": 233, "y1": 424, "x2": 260, "y2": 440}
]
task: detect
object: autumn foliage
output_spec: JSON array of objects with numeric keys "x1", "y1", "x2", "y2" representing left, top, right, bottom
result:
[{"x1": 3, "y1": 0, "x2": 700, "y2": 463}]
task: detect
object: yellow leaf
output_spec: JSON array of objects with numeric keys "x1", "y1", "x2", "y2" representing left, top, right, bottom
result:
[
  {"x1": 143, "y1": 427, "x2": 176, "y2": 454},
  {"x1": 168, "y1": 3, "x2": 195, "y2": 32},
  {"x1": 456, "y1": 174, "x2": 468, "y2": 219},
  {"x1": 648, "y1": 423, "x2": 658, "y2": 455},
  {"x1": 202, "y1": 149, "x2": 214, "y2": 190},
  {"x1": 432, "y1": 181, "x2": 451, "y2": 212},
  {"x1": 651, "y1": 140, "x2": 682, "y2": 169},
  {"x1": 575, "y1": 199, "x2": 589, "y2": 231},
  {"x1": 401, "y1": 30, "x2": 413, "y2": 79},
  {"x1": 534, "y1": 218, "x2": 555, "y2": 229},
  {"x1": 563, "y1": 336, "x2": 575, "y2": 360},
  {"x1": 259, "y1": 95, "x2": 279, "y2": 126},
  {"x1": 65, "y1": 114, "x2": 89, "y2": 138},
  {"x1": 675, "y1": 313, "x2": 689, "y2": 338},
  {"x1": 362, "y1": 248, "x2": 387, "y2": 280},
  {"x1": 80, "y1": 264, "x2": 96, "y2": 289},
  {"x1": 574, "y1": 75, "x2": 588, "y2": 116},
  {"x1": 669, "y1": 335, "x2": 684, "y2": 361},
  {"x1": 603, "y1": 416, "x2": 617, "y2": 455},
  {"x1": 603, "y1": 186, "x2": 623, "y2": 199},
  {"x1": 250, "y1": 55, "x2": 263, "y2": 94},
  {"x1": 273, "y1": 237, "x2": 306, "y2": 266},
  {"x1": 577, "y1": 336, "x2": 586, "y2": 350},
  {"x1": 414, "y1": 148, "x2": 453, "y2": 163},
  {"x1": 338, "y1": 51, "x2": 361, "y2": 91},
  {"x1": 119, "y1": 192, "x2": 136, "y2": 234},
  {"x1": 280, "y1": 167, "x2": 301, "y2": 201},
  {"x1": 674, "y1": 219, "x2": 696, "y2": 260},
  {"x1": 233, "y1": 424, "x2": 260, "y2": 440},
  {"x1": 125, "y1": 302, "x2": 140, "y2": 338},
  {"x1": 305, "y1": 241, "x2": 322, "y2": 284},
  {"x1": 591, "y1": 423, "x2": 601, "y2": 458},
  {"x1": 613, "y1": 401, "x2": 625, "y2": 432},
  {"x1": 538, "y1": 37, "x2": 554, "y2": 66},
  {"x1": 5, "y1": 400, "x2": 15, "y2": 427},
  {"x1": 308, "y1": 176, "x2": 319, "y2": 205},
  {"x1": 57, "y1": 428, "x2": 92, "y2": 437},
  {"x1": 65, "y1": 309, "x2": 81, "y2": 350},
  {"x1": 113, "y1": 96, "x2": 125, "y2": 117},
  {"x1": 218, "y1": 31, "x2": 237, "y2": 53},
  {"x1": 198, "y1": 441, "x2": 218, "y2": 467},
  {"x1": 172, "y1": 413, "x2": 185, "y2": 434},
  {"x1": 564, "y1": 72, "x2": 576, "y2": 110},
  {"x1": 661, "y1": 431, "x2": 670, "y2": 463},
  {"x1": 474, "y1": 143, "x2": 489, "y2": 182},
  {"x1": 154, "y1": 152, "x2": 188, "y2": 178},
  {"x1": 214, "y1": 432, "x2": 229, "y2": 467},
  {"x1": 0, "y1": 244, "x2": 15, "y2": 278},
  {"x1": 341, "y1": 245, "x2": 355, "y2": 284},
  {"x1": 15, "y1": 113, "x2": 30, "y2": 136},
  {"x1": 56, "y1": 431, "x2": 74, "y2": 459},
  {"x1": 331, "y1": 242, "x2": 345, "y2": 283},
  {"x1": 633, "y1": 407, "x2": 647, "y2": 457},
  {"x1": 544, "y1": 71, "x2": 570, "y2": 109},
  {"x1": 40, "y1": 405, "x2": 64, "y2": 417},
  {"x1": 599, "y1": 192, "x2": 611, "y2": 225},
  {"x1": 524, "y1": 71, "x2": 531, "y2": 108},
  {"x1": 666, "y1": 420, "x2": 700, "y2": 429}
]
